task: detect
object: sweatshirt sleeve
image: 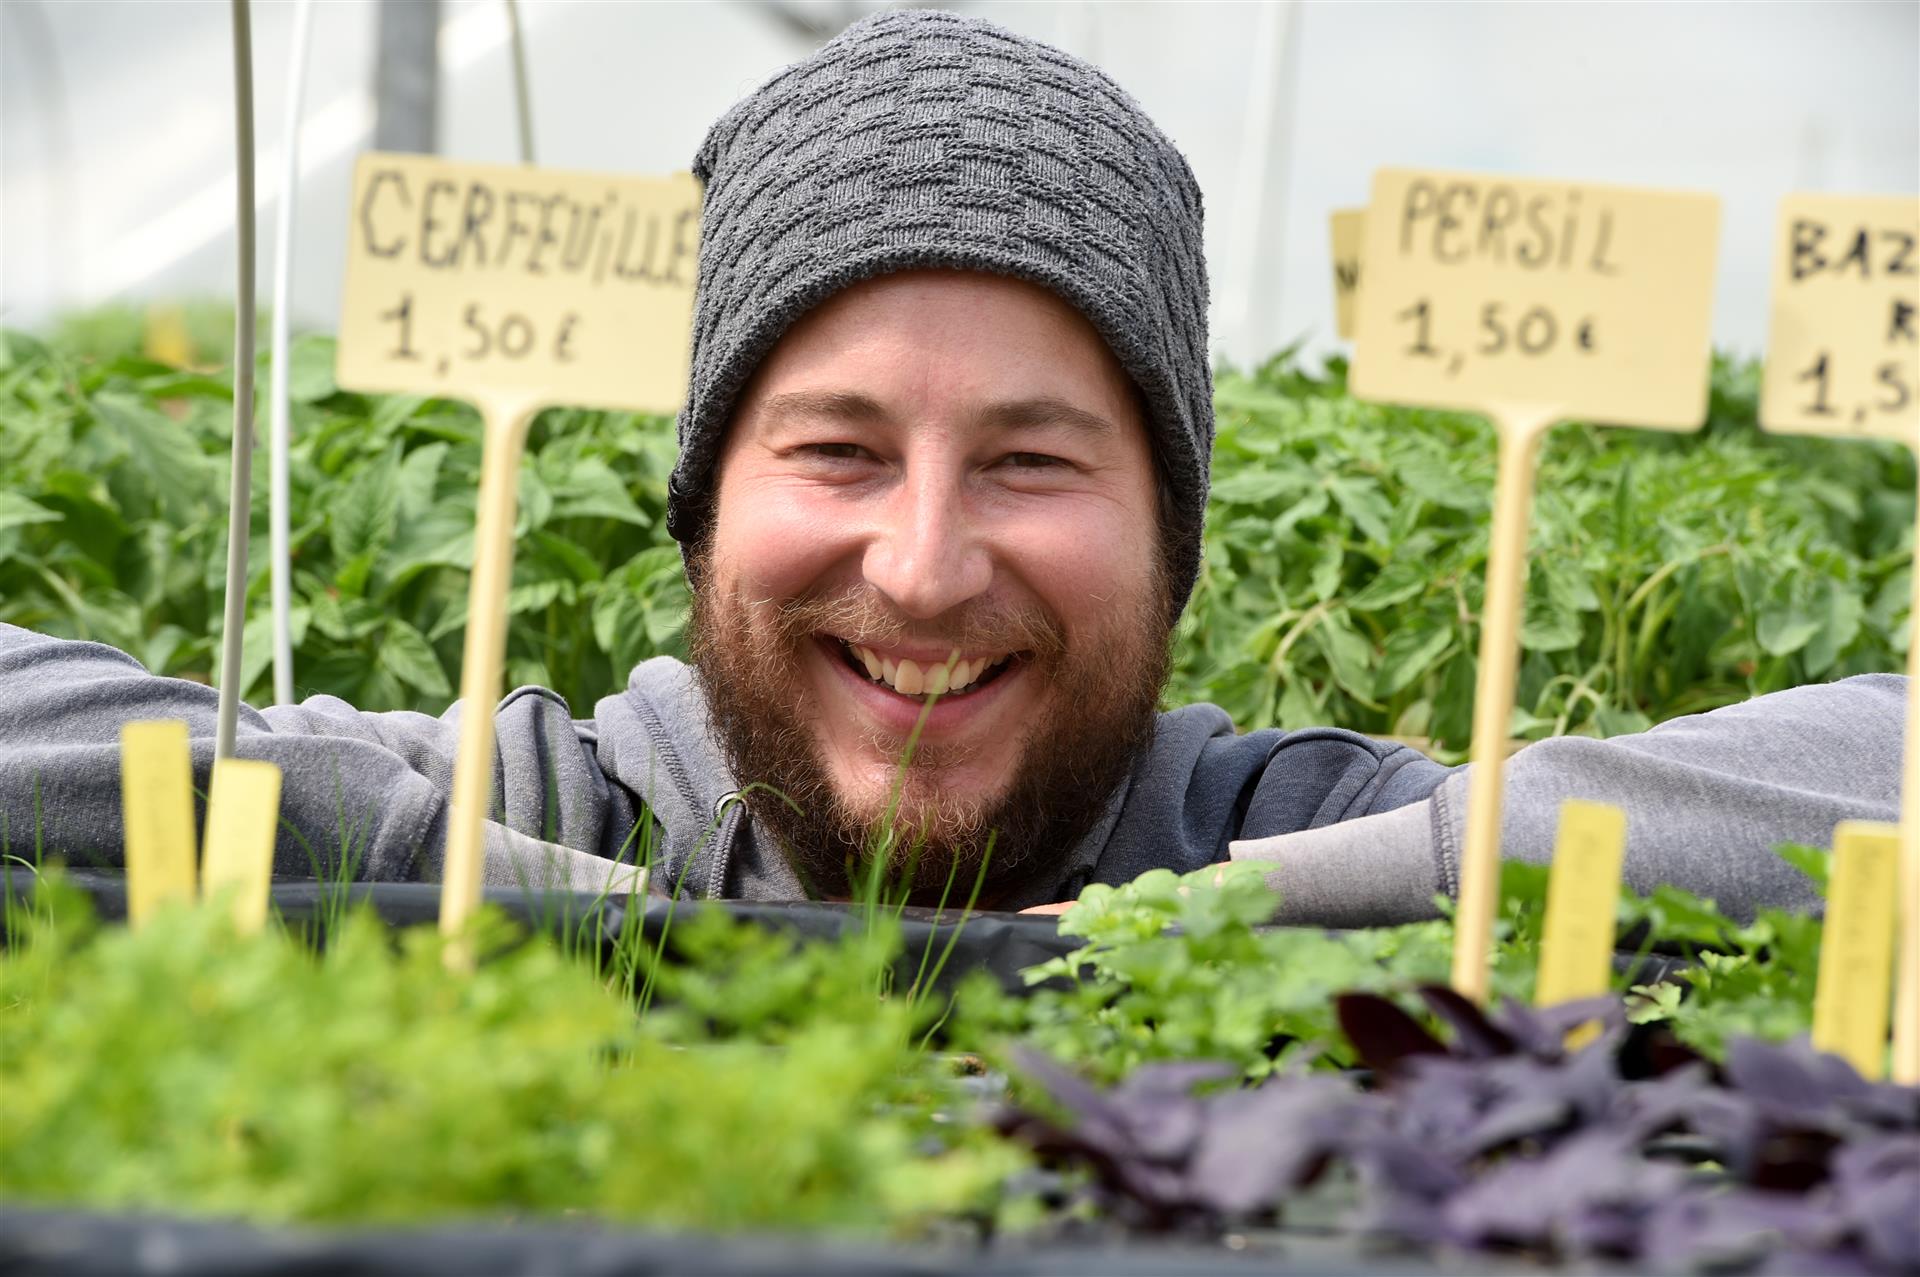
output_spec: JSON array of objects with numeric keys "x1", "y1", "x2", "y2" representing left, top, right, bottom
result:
[
  {"x1": 0, "y1": 623, "x2": 640, "y2": 888},
  {"x1": 1228, "y1": 674, "x2": 1906, "y2": 928}
]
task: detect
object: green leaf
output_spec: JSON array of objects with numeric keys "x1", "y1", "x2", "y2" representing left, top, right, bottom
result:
[
  {"x1": 395, "y1": 442, "x2": 449, "y2": 519},
  {"x1": 239, "y1": 611, "x2": 276, "y2": 701},
  {"x1": 1756, "y1": 591, "x2": 1821, "y2": 657},
  {"x1": 1308, "y1": 539, "x2": 1343, "y2": 602},
  {"x1": 1521, "y1": 572, "x2": 1583, "y2": 652},
  {"x1": 1348, "y1": 552, "x2": 1431, "y2": 612},
  {"x1": 1312, "y1": 609, "x2": 1375, "y2": 702},
  {"x1": 284, "y1": 335, "x2": 338, "y2": 403},
  {"x1": 329, "y1": 444, "x2": 401, "y2": 566},
  {"x1": 91, "y1": 392, "x2": 214, "y2": 518},
  {"x1": 1326, "y1": 476, "x2": 1393, "y2": 545},
  {"x1": 0, "y1": 492, "x2": 62, "y2": 534},
  {"x1": 1376, "y1": 624, "x2": 1453, "y2": 698},
  {"x1": 1800, "y1": 576, "x2": 1864, "y2": 676},
  {"x1": 1208, "y1": 470, "x2": 1310, "y2": 506},
  {"x1": 1772, "y1": 842, "x2": 1830, "y2": 896},
  {"x1": 547, "y1": 458, "x2": 649, "y2": 526},
  {"x1": 379, "y1": 618, "x2": 451, "y2": 697}
]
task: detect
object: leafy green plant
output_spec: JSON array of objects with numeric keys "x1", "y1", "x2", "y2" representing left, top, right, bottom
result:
[
  {"x1": 1182, "y1": 355, "x2": 1911, "y2": 752},
  {"x1": 0, "y1": 326, "x2": 685, "y2": 714},
  {"x1": 0, "y1": 877, "x2": 1019, "y2": 1232},
  {"x1": 3, "y1": 315, "x2": 1908, "y2": 744}
]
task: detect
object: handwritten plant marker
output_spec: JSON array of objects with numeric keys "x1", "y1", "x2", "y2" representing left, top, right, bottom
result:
[
  {"x1": 1811, "y1": 821, "x2": 1901, "y2": 1079},
  {"x1": 121, "y1": 720, "x2": 198, "y2": 926},
  {"x1": 1329, "y1": 207, "x2": 1365, "y2": 340},
  {"x1": 200, "y1": 758, "x2": 283, "y2": 935},
  {"x1": 1350, "y1": 167, "x2": 1720, "y2": 1003},
  {"x1": 1535, "y1": 798, "x2": 1627, "y2": 1046},
  {"x1": 1756, "y1": 192, "x2": 1920, "y2": 1082},
  {"x1": 337, "y1": 153, "x2": 700, "y2": 962}
]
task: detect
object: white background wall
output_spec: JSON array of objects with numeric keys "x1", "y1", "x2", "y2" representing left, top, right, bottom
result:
[{"x1": 2, "y1": 0, "x2": 1915, "y2": 367}]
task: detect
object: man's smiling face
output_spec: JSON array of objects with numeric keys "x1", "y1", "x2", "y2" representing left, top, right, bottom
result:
[{"x1": 688, "y1": 269, "x2": 1173, "y2": 901}]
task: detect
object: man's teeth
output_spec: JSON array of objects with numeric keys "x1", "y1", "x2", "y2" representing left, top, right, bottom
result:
[{"x1": 847, "y1": 644, "x2": 1003, "y2": 695}]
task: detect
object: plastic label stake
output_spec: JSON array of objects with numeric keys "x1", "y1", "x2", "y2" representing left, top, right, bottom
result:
[
  {"x1": 1756, "y1": 193, "x2": 1920, "y2": 1083},
  {"x1": 1812, "y1": 821, "x2": 1901, "y2": 1079},
  {"x1": 1329, "y1": 208, "x2": 1365, "y2": 340},
  {"x1": 1535, "y1": 798, "x2": 1627, "y2": 1045},
  {"x1": 201, "y1": 758, "x2": 283, "y2": 935},
  {"x1": 336, "y1": 153, "x2": 700, "y2": 964},
  {"x1": 121, "y1": 720, "x2": 198, "y2": 926},
  {"x1": 1350, "y1": 168, "x2": 1720, "y2": 1003}
]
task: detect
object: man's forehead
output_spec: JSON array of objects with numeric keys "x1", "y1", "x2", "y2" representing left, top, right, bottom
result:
[{"x1": 750, "y1": 388, "x2": 1124, "y2": 440}]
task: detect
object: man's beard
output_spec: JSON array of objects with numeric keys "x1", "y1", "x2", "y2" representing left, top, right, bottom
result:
[{"x1": 685, "y1": 559, "x2": 1171, "y2": 907}]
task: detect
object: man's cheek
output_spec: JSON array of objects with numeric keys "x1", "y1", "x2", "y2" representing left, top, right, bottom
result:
[{"x1": 717, "y1": 483, "x2": 863, "y2": 600}]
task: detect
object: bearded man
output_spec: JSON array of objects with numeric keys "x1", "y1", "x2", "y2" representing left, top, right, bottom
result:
[{"x1": 0, "y1": 10, "x2": 1903, "y2": 923}]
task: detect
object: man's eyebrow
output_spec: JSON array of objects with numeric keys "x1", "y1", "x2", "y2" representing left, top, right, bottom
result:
[
  {"x1": 974, "y1": 397, "x2": 1118, "y2": 438},
  {"x1": 754, "y1": 389, "x2": 891, "y2": 427}
]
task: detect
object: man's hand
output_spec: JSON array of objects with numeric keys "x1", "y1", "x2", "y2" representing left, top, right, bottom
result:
[{"x1": 1018, "y1": 902, "x2": 1074, "y2": 916}]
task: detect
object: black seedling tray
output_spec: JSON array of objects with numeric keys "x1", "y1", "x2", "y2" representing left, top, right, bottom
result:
[
  {"x1": 0, "y1": 1201, "x2": 1597, "y2": 1277},
  {"x1": 1, "y1": 869, "x2": 1691, "y2": 995}
]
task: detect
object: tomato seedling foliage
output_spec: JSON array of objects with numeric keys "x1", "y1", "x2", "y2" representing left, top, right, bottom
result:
[{"x1": 0, "y1": 319, "x2": 1909, "y2": 742}]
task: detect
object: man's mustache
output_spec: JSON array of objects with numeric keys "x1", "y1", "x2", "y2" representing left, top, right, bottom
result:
[{"x1": 764, "y1": 588, "x2": 1068, "y2": 664}]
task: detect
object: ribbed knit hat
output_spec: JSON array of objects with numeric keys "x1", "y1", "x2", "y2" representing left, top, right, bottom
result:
[{"x1": 666, "y1": 7, "x2": 1212, "y2": 618}]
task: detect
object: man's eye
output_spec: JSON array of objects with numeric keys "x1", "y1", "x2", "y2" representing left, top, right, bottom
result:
[
  {"x1": 803, "y1": 443, "x2": 868, "y2": 460},
  {"x1": 1002, "y1": 452, "x2": 1065, "y2": 469}
]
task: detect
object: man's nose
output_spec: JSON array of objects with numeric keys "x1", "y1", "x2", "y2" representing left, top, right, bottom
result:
[{"x1": 861, "y1": 469, "x2": 992, "y2": 620}]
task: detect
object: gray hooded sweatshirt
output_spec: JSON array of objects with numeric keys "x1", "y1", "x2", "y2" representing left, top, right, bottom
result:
[{"x1": 0, "y1": 622, "x2": 1901, "y2": 922}]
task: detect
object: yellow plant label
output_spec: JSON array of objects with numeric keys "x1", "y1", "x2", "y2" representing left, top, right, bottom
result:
[
  {"x1": 1350, "y1": 168, "x2": 1721, "y2": 428},
  {"x1": 1535, "y1": 799, "x2": 1627, "y2": 1025},
  {"x1": 337, "y1": 152, "x2": 702, "y2": 415},
  {"x1": 1813, "y1": 820, "x2": 1901, "y2": 1079},
  {"x1": 200, "y1": 758, "x2": 283, "y2": 936},
  {"x1": 1759, "y1": 194, "x2": 1919, "y2": 442},
  {"x1": 1330, "y1": 208, "x2": 1365, "y2": 340},
  {"x1": 337, "y1": 155, "x2": 703, "y2": 963},
  {"x1": 121, "y1": 720, "x2": 198, "y2": 926}
]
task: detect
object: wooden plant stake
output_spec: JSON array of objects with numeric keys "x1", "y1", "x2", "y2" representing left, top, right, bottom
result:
[
  {"x1": 1812, "y1": 821, "x2": 1901, "y2": 1078},
  {"x1": 1328, "y1": 207, "x2": 1364, "y2": 341},
  {"x1": 1756, "y1": 192, "x2": 1920, "y2": 1082},
  {"x1": 336, "y1": 154, "x2": 699, "y2": 966},
  {"x1": 1350, "y1": 168, "x2": 1719, "y2": 1003},
  {"x1": 122, "y1": 721, "x2": 199, "y2": 927},
  {"x1": 201, "y1": 758, "x2": 284, "y2": 935}
]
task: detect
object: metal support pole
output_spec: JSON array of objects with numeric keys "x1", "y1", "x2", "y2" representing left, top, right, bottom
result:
[
  {"x1": 215, "y1": 0, "x2": 259, "y2": 760},
  {"x1": 373, "y1": 0, "x2": 439, "y2": 154},
  {"x1": 505, "y1": 0, "x2": 534, "y2": 165}
]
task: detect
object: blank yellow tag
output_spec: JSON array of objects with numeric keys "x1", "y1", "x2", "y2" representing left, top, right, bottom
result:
[
  {"x1": 1350, "y1": 168, "x2": 1720, "y2": 1004},
  {"x1": 200, "y1": 758, "x2": 283, "y2": 936},
  {"x1": 1329, "y1": 208, "x2": 1365, "y2": 340},
  {"x1": 337, "y1": 153, "x2": 702, "y2": 962},
  {"x1": 1812, "y1": 821, "x2": 1901, "y2": 1079},
  {"x1": 1759, "y1": 194, "x2": 1919, "y2": 442},
  {"x1": 121, "y1": 720, "x2": 198, "y2": 926},
  {"x1": 1536, "y1": 799, "x2": 1627, "y2": 1045}
]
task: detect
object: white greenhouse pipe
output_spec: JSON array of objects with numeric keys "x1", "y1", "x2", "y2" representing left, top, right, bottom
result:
[
  {"x1": 268, "y1": 0, "x2": 314, "y2": 707},
  {"x1": 215, "y1": 0, "x2": 259, "y2": 761}
]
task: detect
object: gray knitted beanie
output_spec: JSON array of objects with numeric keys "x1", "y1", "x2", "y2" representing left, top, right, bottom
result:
[{"x1": 666, "y1": 7, "x2": 1212, "y2": 618}]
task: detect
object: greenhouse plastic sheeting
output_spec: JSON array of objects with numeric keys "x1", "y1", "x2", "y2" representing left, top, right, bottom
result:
[{"x1": 0, "y1": 1203, "x2": 1541, "y2": 1276}]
